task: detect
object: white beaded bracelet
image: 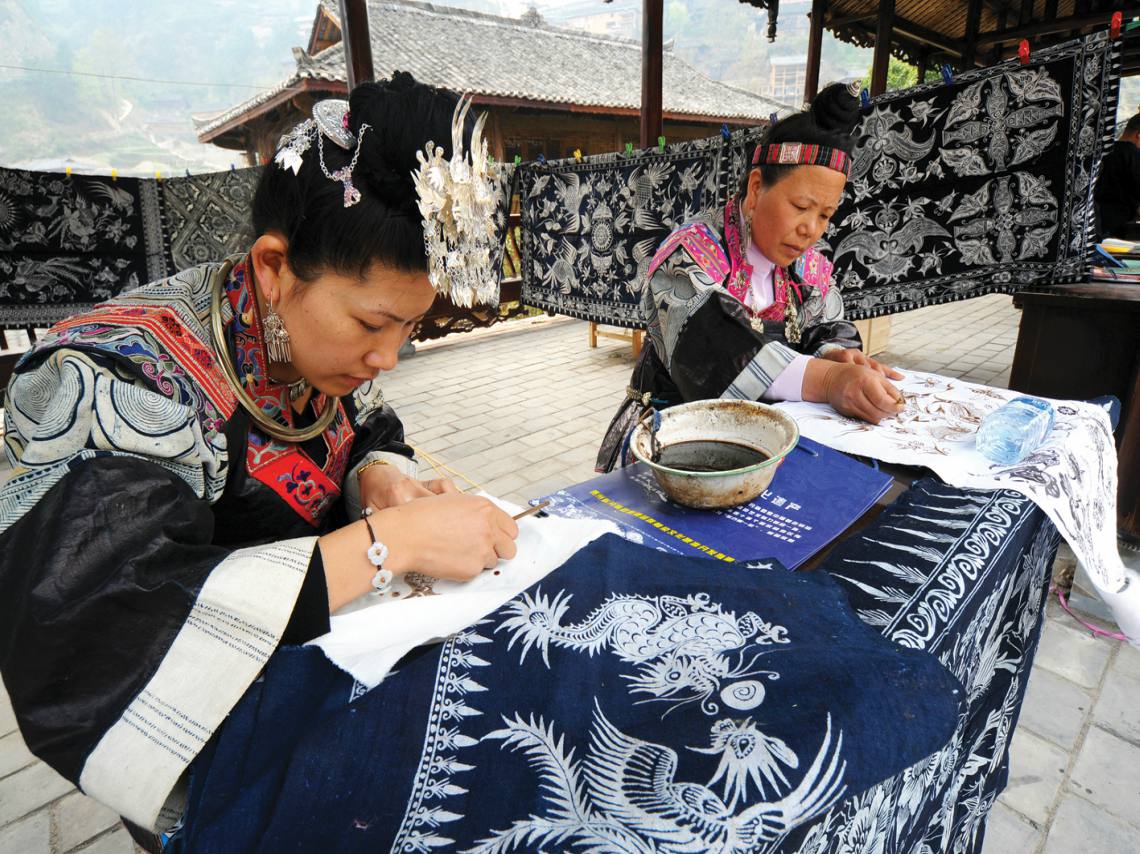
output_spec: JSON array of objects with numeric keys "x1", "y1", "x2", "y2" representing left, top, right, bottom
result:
[{"x1": 361, "y1": 511, "x2": 393, "y2": 594}]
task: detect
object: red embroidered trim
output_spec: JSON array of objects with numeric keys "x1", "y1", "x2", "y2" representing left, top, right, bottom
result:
[
  {"x1": 223, "y1": 259, "x2": 355, "y2": 526},
  {"x1": 50, "y1": 307, "x2": 238, "y2": 418}
]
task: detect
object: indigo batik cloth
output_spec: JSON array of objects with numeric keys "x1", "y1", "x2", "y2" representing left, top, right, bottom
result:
[
  {"x1": 518, "y1": 127, "x2": 765, "y2": 327},
  {"x1": 822, "y1": 32, "x2": 1120, "y2": 319},
  {"x1": 802, "y1": 478, "x2": 1060, "y2": 854},
  {"x1": 0, "y1": 166, "x2": 260, "y2": 328},
  {"x1": 171, "y1": 533, "x2": 963, "y2": 852}
]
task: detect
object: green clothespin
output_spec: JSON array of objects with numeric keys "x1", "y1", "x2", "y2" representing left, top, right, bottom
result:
[
  {"x1": 657, "y1": 135, "x2": 666, "y2": 151},
  {"x1": 625, "y1": 141, "x2": 634, "y2": 155},
  {"x1": 514, "y1": 154, "x2": 522, "y2": 166}
]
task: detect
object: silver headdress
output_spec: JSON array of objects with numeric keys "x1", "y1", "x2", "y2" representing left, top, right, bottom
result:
[
  {"x1": 273, "y1": 99, "x2": 371, "y2": 208},
  {"x1": 412, "y1": 95, "x2": 503, "y2": 308}
]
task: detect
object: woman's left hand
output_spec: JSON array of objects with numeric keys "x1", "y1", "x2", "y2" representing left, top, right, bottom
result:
[
  {"x1": 822, "y1": 347, "x2": 904, "y2": 380},
  {"x1": 359, "y1": 461, "x2": 458, "y2": 510}
]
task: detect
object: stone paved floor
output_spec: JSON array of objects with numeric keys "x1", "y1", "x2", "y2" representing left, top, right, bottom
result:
[{"x1": 2, "y1": 293, "x2": 1139, "y2": 852}]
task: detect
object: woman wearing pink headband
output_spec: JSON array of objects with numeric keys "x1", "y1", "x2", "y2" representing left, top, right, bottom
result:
[{"x1": 598, "y1": 83, "x2": 904, "y2": 472}]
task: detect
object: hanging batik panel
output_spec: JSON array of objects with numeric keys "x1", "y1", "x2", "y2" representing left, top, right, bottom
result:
[
  {"x1": 518, "y1": 128, "x2": 764, "y2": 327},
  {"x1": 823, "y1": 32, "x2": 1120, "y2": 319}
]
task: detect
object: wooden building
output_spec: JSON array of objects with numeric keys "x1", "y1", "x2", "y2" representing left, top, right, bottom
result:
[{"x1": 196, "y1": 0, "x2": 791, "y2": 165}]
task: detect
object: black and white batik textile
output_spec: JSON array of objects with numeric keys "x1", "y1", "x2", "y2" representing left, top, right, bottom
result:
[
  {"x1": 0, "y1": 166, "x2": 260, "y2": 328},
  {"x1": 821, "y1": 32, "x2": 1120, "y2": 319},
  {"x1": 519, "y1": 129, "x2": 764, "y2": 327}
]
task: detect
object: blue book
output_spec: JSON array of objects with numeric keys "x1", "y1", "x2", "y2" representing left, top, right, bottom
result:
[{"x1": 540, "y1": 436, "x2": 893, "y2": 568}]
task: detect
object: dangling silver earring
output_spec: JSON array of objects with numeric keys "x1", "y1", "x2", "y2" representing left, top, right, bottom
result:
[
  {"x1": 262, "y1": 301, "x2": 293, "y2": 364},
  {"x1": 741, "y1": 202, "x2": 754, "y2": 256}
]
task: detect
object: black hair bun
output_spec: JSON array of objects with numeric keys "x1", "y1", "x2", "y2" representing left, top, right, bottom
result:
[
  {"x1": 345, "y1": 71, "x2": 467, "y2": 212},
  {"x1": 810, "y1": 82, "x2": 861, "y2": 137}
]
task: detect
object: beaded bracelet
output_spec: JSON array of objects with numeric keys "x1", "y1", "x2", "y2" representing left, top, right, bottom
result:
[{"x1": 361, "y1": 507, "x2": 393, "y2": 594}]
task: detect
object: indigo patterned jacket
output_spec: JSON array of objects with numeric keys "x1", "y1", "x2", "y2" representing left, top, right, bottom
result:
[
  {"x1": 597, "y1": 198, "x2": 861, "y2": 472},
  {"x1": 0, "y1": 257, "x2": 413, "y2": 832}
]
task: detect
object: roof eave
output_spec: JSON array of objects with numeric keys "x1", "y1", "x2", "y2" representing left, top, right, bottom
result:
[{"x1": 197, "y1": 77, "x2": 348, "y2": 144}]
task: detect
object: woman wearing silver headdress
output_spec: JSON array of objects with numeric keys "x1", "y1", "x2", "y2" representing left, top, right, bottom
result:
[{"x1": 0, "y1": 72, "x2": 514, "y2": 840}]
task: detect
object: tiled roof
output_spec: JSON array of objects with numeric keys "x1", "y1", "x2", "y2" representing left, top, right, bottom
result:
[{"x1": 197, "y1": 0, "x2": 790, "y2": 138}]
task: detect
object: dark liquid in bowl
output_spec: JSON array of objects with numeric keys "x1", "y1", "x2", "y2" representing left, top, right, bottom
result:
[{"x1": 655, "y1": 439, "x2": 770, "y2": 472}]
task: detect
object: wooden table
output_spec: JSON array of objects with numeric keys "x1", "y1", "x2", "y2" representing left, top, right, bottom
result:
[{"x1": 1010, "y1": 282, "x2": 1140, "y2": 539}]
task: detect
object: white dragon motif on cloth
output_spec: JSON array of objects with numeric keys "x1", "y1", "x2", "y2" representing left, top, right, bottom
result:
[{"x1": 496, "y1": 589, "x2": 789, "y2": 717}]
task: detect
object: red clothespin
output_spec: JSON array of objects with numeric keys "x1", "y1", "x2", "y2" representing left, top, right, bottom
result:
[
  {"x1": 1111, "y1": 12, "x2": 1123, "y2": 39},
  {"x1": 1018, "y1": 39, "x2": 1031, "y2": 65}
]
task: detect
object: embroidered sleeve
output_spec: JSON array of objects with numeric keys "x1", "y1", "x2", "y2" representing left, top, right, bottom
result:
[
  {"x1": 641, "y1": 254, "x2": 801, "y2": 402},
  {"x1": 0, "y1": 348, "x2": 318, "y2": 833}
]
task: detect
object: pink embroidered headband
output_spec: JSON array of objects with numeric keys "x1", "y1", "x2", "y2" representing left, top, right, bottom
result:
[{"x1": 752, "y1": 142, "x2": 852, "y2": 176}]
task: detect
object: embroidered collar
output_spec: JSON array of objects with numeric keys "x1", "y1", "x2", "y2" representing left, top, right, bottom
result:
[
  {"x1": 723, "y1": 198, "x2": 802, "y2": 321},
  {"x1": 222, "y1": 258, "x2": 355, "y2": 525}
]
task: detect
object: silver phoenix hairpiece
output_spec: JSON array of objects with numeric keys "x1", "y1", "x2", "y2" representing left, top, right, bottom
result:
[
  {"x1": 273, "y1": 99, "x2": 371, "y2": 208},
  {"x1": 412, "y1": 95, "x2": 503, "y2": 308}
]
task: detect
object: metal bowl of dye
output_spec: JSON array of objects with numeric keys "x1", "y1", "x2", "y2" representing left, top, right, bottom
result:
[{"x1": 630, "y1": 399, "x2": 800, "y2": 510}]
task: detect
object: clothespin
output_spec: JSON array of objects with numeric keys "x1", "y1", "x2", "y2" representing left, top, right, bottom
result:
[
  {"x1": 537, "y1": 153, "x2": 546, "y2": 164},
  {"x1": 657, "y1": 135, "x2": 665, "y2": 152},
  {"x1": 941, "y1": 64, "x2": 953, "y2": 85},
  {"x1": 860, "y1": 88, "x2": 870, "y2": 107},
  {"x1": 65, "y1": 166, "x2": 71, "y2": 177},
  {"x1": 720, "y1": 123, "x2": 730, "y2": 141},
  {"x1": 185, "y1": 168, "x2": 191, "y2": 177},
  {"x1": 1018, "y1": 39, "x2": 1031, "y2": 65},
  {"x1": 514, "y1": 154, "x2": 521, "y2": 166},
  {"x1": 230, "y1": 163, "x2": 236, "y2": 171},
  {"x1": 155, "y1": 170, "x2": 162, "y2": 181},
  {"x1": 768, "y1": 112, "x2": 778, "y2": 125},
  {"x1": 625, "y1": 141, "x2": 634, "y2": 155},
  {"x1": 1111, "y1": 11, "x2": 1123, "y2": 39},
  {"x1": 111, "y1": 168, "x2": 117, "y2": 181},
  {"x1": 573, "y1": 148, "x2": 582, "y2": 162}
]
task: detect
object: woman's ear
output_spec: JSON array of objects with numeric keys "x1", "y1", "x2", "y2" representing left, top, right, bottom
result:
[
  {"x1": 745, "y1": 168, "x2": 765, "y2": 209},
  {"x1": 249, "y1": 233, "x2": 293, "y2": 305}
]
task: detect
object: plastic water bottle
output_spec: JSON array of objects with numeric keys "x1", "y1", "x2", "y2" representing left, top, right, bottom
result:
[{"x1": 976, "y1": 397, "x2": 1055, "y2": 465}]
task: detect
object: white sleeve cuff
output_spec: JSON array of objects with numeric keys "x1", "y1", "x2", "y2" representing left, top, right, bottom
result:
[{"x1": 762, "y1": 354, "x2": 811, "y2": 402}]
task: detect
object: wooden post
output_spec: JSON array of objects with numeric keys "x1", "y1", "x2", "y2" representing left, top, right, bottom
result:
[
  {"x1": 870, "y1": 0, "x2": 895, "y2": 96},
  {"x1": 915, "y1": 48, "x2": 929, "y2": 84},
  {"x1": 962, "y1": 0, "x2": 983, "y2": 68},
  {"x1": 338, "y1": 0, "x2": 374, "y2": 89},
  {"x1": 640, "y1": 0, "x2": 663, "y2": 149},
  {"x1": 803, "y1": 0, "x2": 827, "y2": 104}
]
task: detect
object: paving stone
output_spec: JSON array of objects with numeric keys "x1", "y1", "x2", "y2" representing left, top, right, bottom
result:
[
  {"x1": 980, "y1": 802, "x2": 1042, "y2": 854},
  {"x1": 55, "y1": 792, "x2": 122, "y2": 852},
  {"x1": 0, "y1": 731, "x2": 36, "y2": 779},
  {"x1": 0, "y1": 811, "x2": 50, "y2": 854},
  {"x1": 0, "y1": 688, "x2": 15, "y2": 739},
  {"x1": 1033, "y1": 616, "x2": 1113, "y2": 689},
  {"x1": 1043, "y1": 794, "x2": 1140, "y2": 854},
  {"x1": 999, "y1": 728, "x2": 1068, "y2": 824},
  {"x1": 0, "y1": 761, "x2": 75, "y2": 826},
  {"x1": 71, "y1": 827, "x2": 138, "y2": 854},
  {"x1": 1113, "y1": 642, "x2": 1140, "y2": 682},
  {"x1": 1070, "y1": 726, "x2": 1140, "y2": 825},
  {"x1": 1091, "y1": 670, "x2": 1140, "y2": 745},
  {"x1": 1018, "y1": 666, "x2": 1093, "y2": 750}
]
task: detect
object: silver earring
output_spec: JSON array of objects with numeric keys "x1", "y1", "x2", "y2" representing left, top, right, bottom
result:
[{"x1": 262, "y1": 301, "x2": 293, "y2": 363}]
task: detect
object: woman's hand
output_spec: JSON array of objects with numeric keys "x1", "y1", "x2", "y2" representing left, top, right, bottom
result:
[
  {"x1": 358, "y1": 461, "x2": 458, "y2": 510},
  {"x1": 319, "y1": 492, "x2": 519, "y2": 610},
  {"x1": 803, "y1": 359, "x2": 905, "y2": 425},
  {"x1": 821, "y1": 346, "x2": 904, "y2": 380}
]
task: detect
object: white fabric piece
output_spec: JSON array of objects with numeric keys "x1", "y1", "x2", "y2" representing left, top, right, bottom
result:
[
  {"x1": 776, "y1": 371, "x2": 1140, "y2": 647},
  {"x1": 309, "y1": 501, "x2": 617, "y2": 687}
]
